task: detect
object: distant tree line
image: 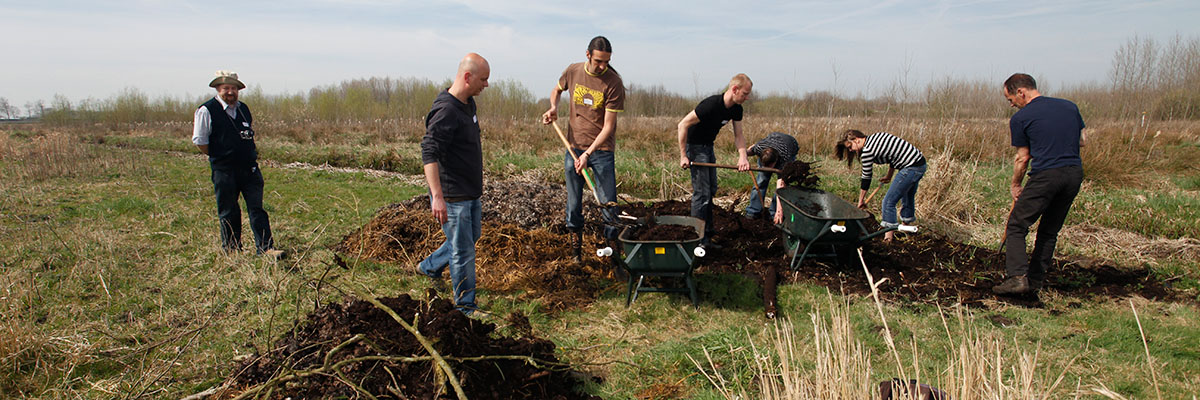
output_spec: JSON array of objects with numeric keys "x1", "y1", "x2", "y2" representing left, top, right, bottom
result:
[{"x1": 23, "y1": 34, "x2": 1200, "y2": 129}]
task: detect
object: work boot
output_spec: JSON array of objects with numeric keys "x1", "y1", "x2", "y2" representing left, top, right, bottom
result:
[
  {"x1": 571, "y1": 230, "x2": 583, "y2": 264},
  {"x1": 1029, "y1": 278, "x2": 1044, "y2": 292},
  {"x1": 700, "y1": 237, "x2": 722, "y2": 250},
  {"x1": 992, "y1": 275, "x2": 1030, "y2": 295}
]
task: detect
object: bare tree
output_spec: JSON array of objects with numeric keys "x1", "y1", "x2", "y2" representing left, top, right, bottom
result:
[{"x1": 0, "y1": 97, "x2": 12, "y2": 119}]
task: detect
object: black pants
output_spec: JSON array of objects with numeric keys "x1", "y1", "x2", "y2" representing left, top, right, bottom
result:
[
  {"x1": 212, "y1": 164, "x2": 273, "y2": 253},
  {"x1": 1004, "y1": 165, "x2": 1083, "y2": 282}
]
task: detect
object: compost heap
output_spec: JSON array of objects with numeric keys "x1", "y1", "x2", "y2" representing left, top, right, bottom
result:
[
  {"x1": 221, "y1": 292, "x2": 599, "y2": 399},
  {"x1": 337, "y1": 162, "x2": 1188, "y2": 312}
]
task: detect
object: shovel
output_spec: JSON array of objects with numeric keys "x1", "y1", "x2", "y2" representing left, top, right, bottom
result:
[
  {"x1": 688, "y1": 161, "x2": 781, "y2": 174},
  {"x1": 550, "y1": 121, "x2": 614, "y2": 207}
]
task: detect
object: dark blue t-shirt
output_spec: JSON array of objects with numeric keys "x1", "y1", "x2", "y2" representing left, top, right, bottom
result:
[{"x1": 1010, "y1": 96, "x2": 1084, "y2": 175}]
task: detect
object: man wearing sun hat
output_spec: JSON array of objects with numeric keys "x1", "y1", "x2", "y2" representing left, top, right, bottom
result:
[{"x1": 192, "y1": 70, "x2": 284, "y2": 259}]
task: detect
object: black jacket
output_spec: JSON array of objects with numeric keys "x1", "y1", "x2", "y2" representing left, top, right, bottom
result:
[{"x1": 420, "y1": 90, "x2": 482, "y2": 199}]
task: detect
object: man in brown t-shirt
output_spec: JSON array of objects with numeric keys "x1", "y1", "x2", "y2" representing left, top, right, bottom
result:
[{"x1": 541, "y1": 35, "x2": 625, "y2": 262}]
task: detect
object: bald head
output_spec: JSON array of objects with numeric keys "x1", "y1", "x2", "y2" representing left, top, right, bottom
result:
[
  {"x1": 450, "y1": 53, "x2": 490, "y2": 102},
  {"x1": 458, "y1": 53, "x2": 489, "y2": 76}
]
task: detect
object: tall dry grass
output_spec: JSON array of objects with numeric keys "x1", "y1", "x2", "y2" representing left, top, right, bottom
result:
[{"x1": 691, "y1": 253, "x2": 1089, "y2": 400}]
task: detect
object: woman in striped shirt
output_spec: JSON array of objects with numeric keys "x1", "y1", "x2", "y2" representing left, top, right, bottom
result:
[{"x1": 834, "y1": 130, "x2": 926, "y2": 241}]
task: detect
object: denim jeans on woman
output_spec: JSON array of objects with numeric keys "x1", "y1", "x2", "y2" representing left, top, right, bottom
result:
[
  {"x1": 418, "y1": 198, "x2": 481, "y2": 313},
  {"x1": 880, "y1": 163, "x2": 926, "y2": 227}
]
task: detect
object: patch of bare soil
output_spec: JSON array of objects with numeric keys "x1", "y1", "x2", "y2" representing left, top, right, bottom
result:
[
  {"x1": 337, "y1": 176, "x2": 1193, "y2": 316},
  {"x1": 218, "y1": 293, "x2": 599, "y2": 399}
]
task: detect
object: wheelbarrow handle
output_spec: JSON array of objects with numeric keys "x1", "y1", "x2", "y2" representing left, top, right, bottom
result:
[{"x1": 688, "y1": 161, "x2": 781, "y2": 174}]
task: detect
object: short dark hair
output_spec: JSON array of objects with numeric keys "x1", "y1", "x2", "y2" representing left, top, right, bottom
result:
[
  {"x1": 587, "y1": 36, "x2": 613, "y2": 54},
  {"x1": 1004, "y1": 73, "x2": 1037, "y2": 94},
  {"x1": 760, "y1": 147, "x2": 778, "y2": 168}
]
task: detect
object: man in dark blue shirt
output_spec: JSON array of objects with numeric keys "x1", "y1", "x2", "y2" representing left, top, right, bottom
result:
[
  {"x1": 677, "y1": 74, "x2": 752, "y2": 248},
  {"x1": 418, "y1": 53, "x2": 489, "y2": 314},
  {"x1": 993, "y1": 73, "x2": 1086, "y2": 296}
]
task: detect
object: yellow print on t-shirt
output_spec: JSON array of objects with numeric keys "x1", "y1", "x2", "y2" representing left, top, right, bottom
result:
[{"x1": 572, "y1": 84, "x2": 605, "y2": 110}]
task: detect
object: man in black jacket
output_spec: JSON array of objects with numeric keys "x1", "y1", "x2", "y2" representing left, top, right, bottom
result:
[
  {"x1": 192, "y1": 71, "x2": 284, "y2": 259},
  {"x1": 417, "y1": 53, "x2": 489, "y2": 314}
]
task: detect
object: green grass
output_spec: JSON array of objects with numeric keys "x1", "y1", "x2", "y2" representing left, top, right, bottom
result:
[{"x1": 2, "y1": 129, "x2": 1199, "y2": 398}]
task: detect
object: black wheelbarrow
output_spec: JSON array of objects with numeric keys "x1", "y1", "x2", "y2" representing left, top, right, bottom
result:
[
  {"x1": 597, "y1": 215, "x2": 707, "y2": 307},
  {"x1": 777, "y1": 187, "x2": 916, "y2": 270}
]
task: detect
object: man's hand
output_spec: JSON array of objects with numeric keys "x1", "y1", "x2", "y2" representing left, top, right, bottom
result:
[
  {"x1": 880, "y1": 176, "x2": 892, "y2": 184},
  {"x1": 736, "y1": 154, "x2": 750, "y2": 172},
  {"x1": 541, "y1": 109, "x2": 557, "y2": 125},
  {"x1": 1010, "y1": 185, "x2": 1023, "y2": 203},
  {"x1": 575, "y1": 152, "x2": 589, "y2": 175},
  {"x1": 773, "y1": 209, "x2": 783, "y2": 225},
  {"x1": 857, "y1": 200, "x2": 868, "y2": 210},
  {"x1": 430, "y1": 196, "x2": 448, "y2": 224},
  {"x1": 680, "y1": 155, "x2": 690, "y2": 169}
]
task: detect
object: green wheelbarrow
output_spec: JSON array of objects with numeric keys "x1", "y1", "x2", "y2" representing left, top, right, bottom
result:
[
  {"x1": 776, "y1": 187, "x2": 916, "y2": 270},
  {"x1": 597, "y1": 215, "x2": 707, "y2": 307}
]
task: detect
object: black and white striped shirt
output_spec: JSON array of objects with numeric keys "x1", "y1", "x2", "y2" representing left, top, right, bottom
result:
[{"x1": 860, "y1": 132, "x2": 924, "y2": 190}]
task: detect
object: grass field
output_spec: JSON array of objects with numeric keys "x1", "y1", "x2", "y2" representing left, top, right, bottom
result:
[{"x1": 2, "y1": 114, "x2": 1199, "y2": 398}]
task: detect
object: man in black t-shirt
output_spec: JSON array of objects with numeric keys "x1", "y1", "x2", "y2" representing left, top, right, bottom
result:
[{"x1": 677, "y1": 74, "x2": 752, "y2": 248}]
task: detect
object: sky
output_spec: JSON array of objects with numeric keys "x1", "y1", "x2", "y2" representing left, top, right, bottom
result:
[{"x1": 1, "y1": 0, "x2": 1198, "y2": 113}]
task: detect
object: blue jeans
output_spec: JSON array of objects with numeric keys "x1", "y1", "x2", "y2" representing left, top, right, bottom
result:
[
  {"x1": 880, "y1": 163, "x2": 926, "y2": 227},
  {"x1": 419, "y1": 198, "x2": 481, "y2": 313},
  {"x1": 211, "y1": 164, "x2": 274, "y2": 253},
  {"x1": 744, "y1": 160, "x2": 778, "y2": 219},
  {"x1": 565, "y1": 149, "x2": 619, "y2": 238},
  {"x1": 687, "y1": 144, "x2": 717, "y2": 237}
]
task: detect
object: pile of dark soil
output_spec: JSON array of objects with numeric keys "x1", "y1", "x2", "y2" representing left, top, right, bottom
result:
[
  {"x1": 336, "y1": 179, "x2": 614, "y2": 312},
  {"x1": 619, "y1": 200, "x2": 1191, "y2": 310},
  {"x1": 627, "y1": 220, "x2": 700, "y2": 241},
  {"x1": 337, "y1": 178, "x2": 1192, "y2": 316},
  {"x1": 780, "y1": 160, "x2": 820, "y2": 188},
  {"x1": 220, "y1": 293, "x2": 599, "y2": 399}
]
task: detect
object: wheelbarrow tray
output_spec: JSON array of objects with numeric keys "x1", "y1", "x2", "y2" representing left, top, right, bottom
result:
[
  {"x1": 618, "y1": 215, "x2": 705, "y2": 273},
  {"x1": 777, "y1": 187, "x2": 871, "y2": 242},
  {"x1": 616, "y1": 215, "x2": 705, "y2": 307},
  {"x1": 777, "y1": 187, "x2": 890, "y2": 270}
]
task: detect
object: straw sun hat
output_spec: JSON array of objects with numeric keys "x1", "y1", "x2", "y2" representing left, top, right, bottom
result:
[{"x1": 209, "y1": 70, "x2": 246, "y2": 89}]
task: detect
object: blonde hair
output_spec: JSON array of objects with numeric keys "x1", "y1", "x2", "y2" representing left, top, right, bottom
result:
[{"x1": 728, "y1": 73, "x2": 752, "y2": 91}]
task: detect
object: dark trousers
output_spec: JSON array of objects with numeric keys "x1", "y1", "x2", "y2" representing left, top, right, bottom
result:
[
  {"x1": 212, "y1": 164, "x2": 274, "y2": 253},
  {"x1": 1004, "y1": 165, "x2": 1083, "y2": 282},
  {"x1": 687, "y1": 144, "x2": 717, "y2": 238}
]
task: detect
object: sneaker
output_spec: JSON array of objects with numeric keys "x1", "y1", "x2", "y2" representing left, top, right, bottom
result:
[
  {"x1": 261, "y1": 249, "x2": 287, "y2": 260},
  {"x1": 416, "y1": 264, "x2": 447, "y2": 292},
  {"x1": 992, "y1": 275, "x2": 1030, "y2": 295}
]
